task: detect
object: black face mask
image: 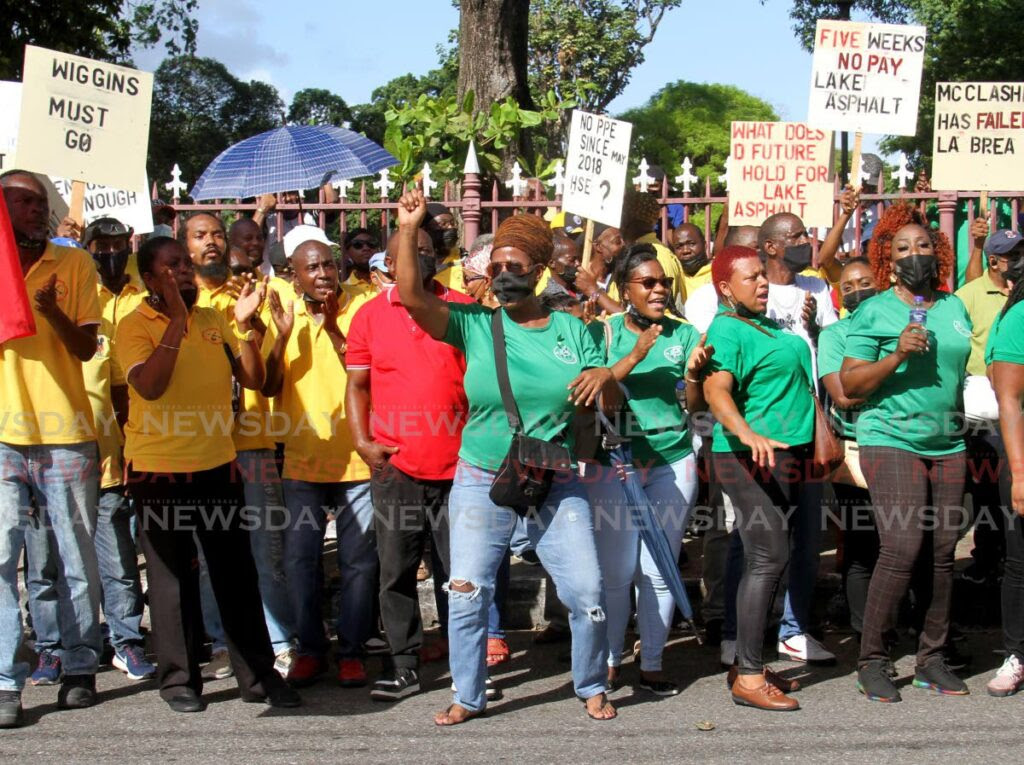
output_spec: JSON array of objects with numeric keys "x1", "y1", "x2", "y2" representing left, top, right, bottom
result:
[
  {"x1": 439, "y1": 229, "x2": 459, "y2": 253},
  {"x1": 627, "y1": 303, "x2": 655, "y2": 330},
  {"x1": 94, "y1": 249, "x2": 130, "y2": 285},
  {"x1": 782, "y1": 243, "x2": 813, "y2": 274},
  {"x1": 1003, "y1": 257, "x2": 1024, "y2": 287},
  {"x1": 841, "y1": 287, "x2": 877, "y2": 313},
  {"x1": 559, "y1": 265, "x2": 579, "y2": 288},
  {"x1": 418, "y1": 254, "x2": 438, "y2": 283},
  {"x1": 491, "y1": 271, "x2": 534, "y2": 306},
  {"x1": 680, "y1": 251, "x2": 709, "y2": 277},
  {"x1": 892, "y1": 255, "x2": 937, "y2": 294}
]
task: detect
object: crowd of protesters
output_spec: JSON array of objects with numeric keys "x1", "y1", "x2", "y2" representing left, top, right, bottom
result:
[{"x1": 2, "y1": 159, "x2": 1024, "y2": 729}]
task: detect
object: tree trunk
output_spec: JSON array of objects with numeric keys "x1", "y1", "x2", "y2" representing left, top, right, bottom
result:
[{"x1": 458, "y1": 0, "x2": 533, "y2": 178}]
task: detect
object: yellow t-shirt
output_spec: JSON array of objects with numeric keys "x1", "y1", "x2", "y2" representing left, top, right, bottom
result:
[
  {"x1": 84, "y1": 276, "x2": 144, "y2": 488},
  {"x1": 264, "y1": 293, "x2": 371, "y2": 483},
  {"x1": 434, "y1": 253, "x2": 465, "y2": 293},
  {"x1": 115, "y1": 303, "x2": 240, "y2": 473},
  {"x1": 196, "y1": 281, "x2": 235, "y2": 319},
  {"x1": 955, "y1": 272, "x2": 1008, "y2": 377},
  {"x1": 341, "y1": 272, "x2": 376, "y2": 302},
  {"x1": 681, "y1": 261, "x2": 713, "y2": 298},
  {"x1": 0, "y1": 243, "x2": 101, "y2": 446}
]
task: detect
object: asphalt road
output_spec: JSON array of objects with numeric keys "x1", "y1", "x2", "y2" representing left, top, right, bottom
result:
[{"x1": 0, "y1": 625, "x2": 1015, "y2": 764}]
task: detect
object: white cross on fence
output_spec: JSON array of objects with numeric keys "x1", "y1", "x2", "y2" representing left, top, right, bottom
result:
[
  {"x1": 505, "y1": 161, "x2": 527, "y2": 197},
  {"x1": 718, "y1": 155, "x2": 733, "y2": 191},
  {"x1": 331, "y1": 177, "x2": 355, "y2": 197},
  {"x1": 674, "y1": 157, "x2": 698, "y2": 195},
  {"x1": 420, "y1": 162, "x2": 439, "y2": 198},
  {"x1": 891, "y1": 152, "x2": 915, "y2": 190},
  {"x1": 165, "y1": 164, "x2": 188, "y2": 200},
  {"x1": 632, "y1": 157, "x2": 655, "y2": 190},
  {"x1": 546, "y1": 160, "x2": 565, "y2": 195},
  {"x1": 373, "y1": 168, "x2": 395, "y2": 199}
]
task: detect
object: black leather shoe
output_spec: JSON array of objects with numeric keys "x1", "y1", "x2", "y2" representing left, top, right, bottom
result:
[
  {"x1": 242, "y1": 677, "x2": 302, "y2": 708},
  {"x1": 166, "y1": 689, "x2": 205, "y2": 713},
  {"x1": 57, "y1": 674, "x2": 97, "y2": 709}
]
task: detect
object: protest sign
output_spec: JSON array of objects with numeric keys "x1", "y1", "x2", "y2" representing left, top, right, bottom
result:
[
  {"x1": 932, "y1": 82, "x2": 1024, "y2": 191},
  {"x1": 15, "y1": 45, "x2": 153, "y2": 191},
  {"x1": 52, "y1": 177, "x2": 154, "y2": 234},
  {"x1": 728, "y1": 121, "x2": 834, "y2": 228},
  {"x1": 0, "y1": 81, "x2": 20, "y2": 172},
  {"x1": 562, "y1": 110, "x2": 633, "y2": 228},
  {"x1": 808, "y1": 19, "x2": 926, "y2": 136}
]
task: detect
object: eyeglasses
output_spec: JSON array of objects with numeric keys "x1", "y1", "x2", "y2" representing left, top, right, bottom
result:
[
  {"x1": 464, "y1": 274, "x2": 487, "y2": 284},
  {"x1": 628, "y1": 276, "x2": 674, "y2": 291},
  {"x1": 349, "y1": 239, "x2": 377, "y2": 249},
  {"x1": 486, "y1": 261, "x2": 537, "y2": 278}
]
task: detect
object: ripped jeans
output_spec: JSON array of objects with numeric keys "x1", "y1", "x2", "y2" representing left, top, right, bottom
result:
[{"x1": 447, "y1": 460, "x2": 607, "y2": 712}]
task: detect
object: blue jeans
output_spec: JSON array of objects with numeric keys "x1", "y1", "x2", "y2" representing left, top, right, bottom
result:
[
  {"x1": 282, "y1": 479, "x2": 376, "y2": 658},
  {"x1": 1, "y1": 442, "x2": 101, "y2": 690},
  {"x1": 237, "y1": 450, "x2": 295, "y2": 654},
  {"x1": 586, "y1": 455, "x2": 699, "y2": 672},
  {"x1": 197, "y1": 544, "x2": 227, "y2": 654},
  {"x1": 447, "y1": 460, "x2": 607, "y2": 712}
]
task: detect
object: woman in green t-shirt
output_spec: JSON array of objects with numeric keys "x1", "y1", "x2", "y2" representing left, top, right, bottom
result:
[
  {"x1": 392, "y1": 189, "x2": 623, "y2": 726},
  {"x1": 703, "y1": 245, "x2": 815, "y2": 713},
  {"x1": 983, "y1": 258, "x2": 1024, "y2": 697},
  {"x1": 840, "y1": 204, "x2": 971, "y2": 703},
  {"x1": 583, "y1": 245, "x2": 712, "y2": 696}
]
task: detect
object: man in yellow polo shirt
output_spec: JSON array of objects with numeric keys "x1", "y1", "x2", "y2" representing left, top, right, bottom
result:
[
  {"x1": 0, "y1": 170, "x2": 104, "y2": 725},
  {"x1": 956, "y1": 229, "x2": 1018, "y2": 586},
  {"x1": 263, "y1": 235, "x2": 374, "y2": 690},
  {"x1": 422, "y1": 203, "x2": 465, "y2": 292},
  {"x1": 670, "y1": 222, "x2": 713, "y2": 296},
  {"x1": 340, "y1": 227, "x2": 379, "y2": 300}
]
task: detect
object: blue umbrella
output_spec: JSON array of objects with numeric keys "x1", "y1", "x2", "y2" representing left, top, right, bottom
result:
[
  {"x1": 190, "y1": 125, "x2": 397, "y2": 200},
  {"x1": 597, "y1": 411, "x2": 701, "y2": 641}
]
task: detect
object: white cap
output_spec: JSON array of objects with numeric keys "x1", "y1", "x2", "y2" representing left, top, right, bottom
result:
[
  {"x1": 369, "y1": 251, "x2": 387, "y2": 272},
  {"x1": 283, "y1": 224, "x2": 336, "y2": 258}
]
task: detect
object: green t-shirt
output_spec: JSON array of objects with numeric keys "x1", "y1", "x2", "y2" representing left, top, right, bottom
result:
[
  {"x1": 443, "y1": 303, "x2": 604, "y2": 470},
  {"x1": 845, "y1": 289, "x2": 971, "y2": 455},
  {"x1": 986, "y1": 301, "x2": 1024, "y2": 366},
  {"x1": 590, "y1": 313, "x2": 701, "y2": 467},
  {"x1": 705, "y1": 311, "x2": 815, "y2": 453},
  {"x1": 817, "y1": 316, "x2": 858, "y2": 439}
]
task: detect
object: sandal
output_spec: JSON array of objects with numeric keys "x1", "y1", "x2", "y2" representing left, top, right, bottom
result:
[
  {"x1": 486, "y1": 637, "x2": 510, "y2": 668},
  {"x1": 419, "y1": 638, "x2": 449, "y2": 664},
  {"x1": 582, "y1": 693, "x2": 618, "y2": 721},
  {"x1": 434, "y1": 703, "x2": 486, "y2": 726}
]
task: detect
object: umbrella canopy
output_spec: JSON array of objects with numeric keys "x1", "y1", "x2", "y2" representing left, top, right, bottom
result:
[{"x1": 190, "y1": 125, "x2": 397, "y2": 201}]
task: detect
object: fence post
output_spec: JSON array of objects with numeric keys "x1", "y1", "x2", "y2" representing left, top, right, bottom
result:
[
  {"x1": 937, "y1": 191, "x2": 958, "y2": 290},
  {"x1": 462, "y1": 141, "x2": 482, "y2": 246}
]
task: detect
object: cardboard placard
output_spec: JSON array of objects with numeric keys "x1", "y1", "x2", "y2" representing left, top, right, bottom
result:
[
  {"x1": 562, "y1": 110, "x2": 633, "y2": 227},
  {"x1": 52, "y1": 177, "x2": 154, "y2": 235},
  {"x1": 0, "y1": 81, "x2": 19, "y2": 172},
  {"x1": 728, "y1": 122, "x2": 834, "y2": 227},
  {"x1": 808, "y1": 19, "x2": 926, "y2": 136},
  {"x1": 932, "y1": 82, "x2": 1024, "y2": 191},
  {"x1": 15, "y1": 45, "x2": 153, "y2": 190}
]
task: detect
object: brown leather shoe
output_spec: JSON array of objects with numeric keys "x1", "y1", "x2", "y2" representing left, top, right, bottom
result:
[
  {"x1": 727, "y1": 665, "x2": 800, "y2": 693},
  {"x1": 731, "y1": 675, "x2": 800, "y2": 711}
]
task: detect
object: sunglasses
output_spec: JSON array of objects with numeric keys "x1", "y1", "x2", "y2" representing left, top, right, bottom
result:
[
  {"x1": 349, "y1": 239, "x2": 377, "y2": 249},
  {"x1": 628, "y1": 276, "x2": 674, "y2": 291},
  {"x1": 486, "y1": 261, "x2": 537, "y2": 278}
]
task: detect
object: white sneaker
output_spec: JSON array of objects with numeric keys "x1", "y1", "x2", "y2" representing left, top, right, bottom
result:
[
  {"x1": 274, "y1": 648, "x2": 297, "y2": 674},
  {"x1": 778, "y1": 634, "x2": 835, "y2": 664},
  {"x1": 987, "y1": 654, "x2": 1024, "y2": 697},
  {"x1": 720, "y1": 639, "x2": 736, "y2": 668}
]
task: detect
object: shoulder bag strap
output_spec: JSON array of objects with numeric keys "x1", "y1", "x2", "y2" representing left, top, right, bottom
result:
[
  {"x1": 491, "y1": 308, "x2": 524, "y2": 435},
  {"x1": 723, "y1": 311, "x2": 773, "y2": 337}
]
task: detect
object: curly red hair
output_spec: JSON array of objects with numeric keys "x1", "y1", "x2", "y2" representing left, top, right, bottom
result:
[{"x1": 867, "y1": 203, "x2": 953, "y2": 290}]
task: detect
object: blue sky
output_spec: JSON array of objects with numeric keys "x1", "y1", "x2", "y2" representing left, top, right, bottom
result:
[{"x1": 133, "y1": 0, "x2": 886, "y2": 156}]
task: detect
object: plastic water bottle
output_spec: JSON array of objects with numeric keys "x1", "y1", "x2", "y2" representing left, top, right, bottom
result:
[
  {"x1": 675, "y1": 379, "x2": 688, "y2": 413},
  {"x1": 909, "y1": 295, "x2": 927, "y2": 326}
]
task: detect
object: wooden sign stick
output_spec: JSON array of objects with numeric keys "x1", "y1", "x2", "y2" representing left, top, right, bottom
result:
[
  {"x1": 849, "y1": 131, "x2": 864, "y2": 190},
  {"x1": 980, "y1": 190, "x2": 989, "y2": 219},
  {"x1": 68, "y1": 180, "x2": 86, "y2": 226},
  {"x1": 580, "y1": 218, "x2": 595, "y2": 271}
]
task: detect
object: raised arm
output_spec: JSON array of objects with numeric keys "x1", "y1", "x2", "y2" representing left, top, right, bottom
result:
[
  {"x1": 394, "y1": 188, "x2": 450, "y2": 341},
  {"x1": 126, "y1": 268, "x2": 189, "y2": 401},
  {"x1": 261, "y1": 289, "x2": 293, "y2": 398},
  {"x1": 231, "y1": 279, "x2": 266, "y2": 391},
  {"x1": 817, "y1": 186, "x2": 859, "y2": 283},
  {"x1": 964, "y1": 214, "x2": 989, "y2": 284}
]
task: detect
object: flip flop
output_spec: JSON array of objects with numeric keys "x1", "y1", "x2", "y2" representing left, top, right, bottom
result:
[
  {"x1": 582, "y1": 694, "x2": 618, "y2": 721},
  {"x1": 434, "y1": 704, "x2": 487, "y2": 727}
]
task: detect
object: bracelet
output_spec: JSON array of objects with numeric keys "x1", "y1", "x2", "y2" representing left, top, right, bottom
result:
[
  {"x1": 158, "y1": 343, "x2": 180, "y2": 351},
  {"x1": 685, "y1": 376, "x2": 701, "y2": 384}
]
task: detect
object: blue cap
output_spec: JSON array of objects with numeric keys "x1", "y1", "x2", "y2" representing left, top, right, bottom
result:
[
  {"x1": 50, "y1": 236, "x2": 84, "y2": 249},
  {"x1": 984, "y1": 229, "x2": 1024, "y2": 255},
  {"x1": 369, "y1": 251, "x2": 388, "y2": 272}
]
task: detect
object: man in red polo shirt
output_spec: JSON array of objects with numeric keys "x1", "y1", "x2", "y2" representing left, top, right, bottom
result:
[{"x1": 345, "y1": 227, "x2": 473, "y2": 702}]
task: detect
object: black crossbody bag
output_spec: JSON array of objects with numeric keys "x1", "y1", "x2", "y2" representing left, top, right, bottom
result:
[{"x1": 488, "y1": 309, "x2": 573, "y2": 516}]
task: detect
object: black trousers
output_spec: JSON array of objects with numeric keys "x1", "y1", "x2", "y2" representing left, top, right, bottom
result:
[
  {"x1": 966, "y1": 429, "x2": 1006, "y2": 573},
  {"x1": 371, "y1": 462, "x2": 451, "y2": 670},
  {"x1": 833, "y1": 481, "x2": 876, "y2": 635},
  {"x1": 130, "y1": 462, "x2": 278, "y2": 700}
]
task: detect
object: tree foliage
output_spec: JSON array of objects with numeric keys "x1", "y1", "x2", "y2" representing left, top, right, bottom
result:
[
  {"x1": 619, "y1": 81, "x2": 779, "y2": 191},
  {"x1": 778, "y1": 1, "x2": 907, "y2": 51},
  {"x1": 148, "y1": 56, "x2": 283, "y2": 190},
  {"x1": 350, "y1": 58, "x2": 458, "y2": 146},
  {"x1": 1, "y1": 0, "x2": 198, "y2": 79},
  {"x1": 288, "y1": 88, "x2": 353, "y2": 128}
]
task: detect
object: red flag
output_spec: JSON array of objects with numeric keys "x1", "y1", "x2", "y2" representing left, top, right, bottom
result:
[{"x1": 0, "y1": 191, "x2": 37, "y2": 344}]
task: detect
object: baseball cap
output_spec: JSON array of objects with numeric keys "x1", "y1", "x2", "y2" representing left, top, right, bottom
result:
[
  {"x1": 549, "y1": 211, "x2": 584, "y2": 236},
  {"x1": 369, "y1": 251, "x2": 388, "y2": 272},
  {"x1": 268, "y1": 241, "x2": 288, "y2": 270},
  {"x1": 984, "y1": 229, "x2": 1024, "y2": 256},
  {"x1": 283, "y1": 224, "x2": 336, "y2": 258}
]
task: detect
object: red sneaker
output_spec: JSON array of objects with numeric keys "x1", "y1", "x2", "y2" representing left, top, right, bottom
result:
[
  {"x1": 337, "y1": 658, "x2": 368, "y2": 688},
  {"x1": 486, "y1": 638, "x2": 510, "y2": 668},
  {"x1": 286, "y1": 655, "x2": 327, "y2": 687}
]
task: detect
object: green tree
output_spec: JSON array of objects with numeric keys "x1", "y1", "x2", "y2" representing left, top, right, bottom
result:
[
  {"x1": 288, "y1": 88, "x2": 353, "y2": 127},
  {"x1": 148, "y1": 56, "x2": 283, "y2": 192},
  {"x1": 350, "y1": 62, "x2": 457, "y2": 145},
  {"x1": 777, "y1": 1, "x2": 907, "y2": 50},
  {"x1": 1, "y1": 0, "x2": 198, "y2": 79},
  {"x1": 619, "y1": 81, "x2": 779, "y2": 191}
]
